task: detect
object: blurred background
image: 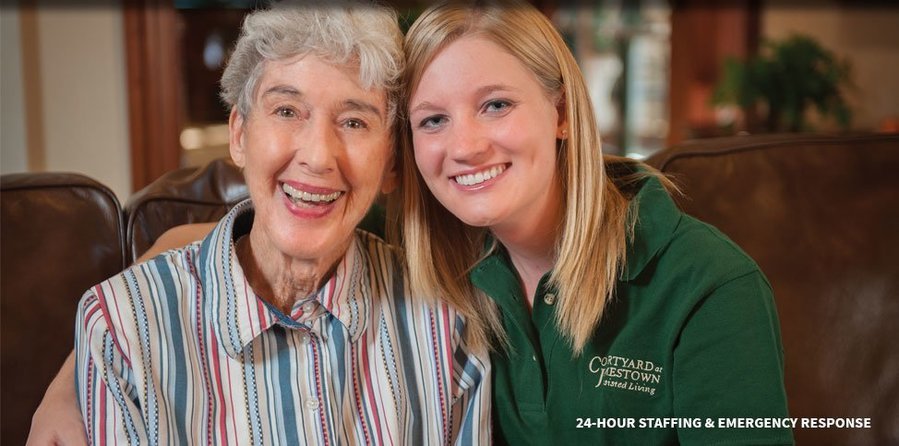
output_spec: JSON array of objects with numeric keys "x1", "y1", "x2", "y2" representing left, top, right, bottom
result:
[{"x1": 2, "y1": 0, "x2": 898, "y2": 201}]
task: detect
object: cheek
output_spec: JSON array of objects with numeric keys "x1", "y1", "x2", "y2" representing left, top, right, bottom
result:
[
  {"x1": 347, "y1": 138, "x2": 393, "y2": 185},
  {"x1": 411, "y1": 135, "x2": 442, "y2": 176},
  {"x1": 500, "y1": 112, "x2": 555, "y2": 152},
  {"x1": 243, "y1": 131, "x2": 292, "y2": 173}
]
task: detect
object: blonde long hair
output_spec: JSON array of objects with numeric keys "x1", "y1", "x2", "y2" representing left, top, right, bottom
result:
[{"x1": 394, "y1": 0, "x2": 649, "y2": 354}]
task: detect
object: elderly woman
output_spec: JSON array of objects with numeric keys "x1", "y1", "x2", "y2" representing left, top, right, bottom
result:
[{"x1": 69, "y1": 2, "x2": 488, "y2": 444}]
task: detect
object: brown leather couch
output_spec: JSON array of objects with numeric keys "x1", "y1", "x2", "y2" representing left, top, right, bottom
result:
[
  {"x1": 2, "y1": 133, "x2": 897, "y2": 444},
  {"x1": 1, "y1": 160, "x2": 248, "y2": 445},
  {"x1": 645, "y1": 133, "x2": 899, "y2": 445}
]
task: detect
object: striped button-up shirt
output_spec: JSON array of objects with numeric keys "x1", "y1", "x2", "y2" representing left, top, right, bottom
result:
[{"x1": 75, "y1": 200, "x2": 490, "y2": 445}]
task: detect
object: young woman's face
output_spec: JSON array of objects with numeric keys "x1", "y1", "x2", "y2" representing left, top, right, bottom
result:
[{"x1": 408, "y1": 36, "x2": 565, "y2": 235}]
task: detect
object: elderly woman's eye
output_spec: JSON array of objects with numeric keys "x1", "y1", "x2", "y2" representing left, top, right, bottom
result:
[
  {"x1": 344, "y1": 118, "x2": 367, "y2": 130},
  {"x1": 275, "y1": 107, "x2": 297, "y2": 118}
]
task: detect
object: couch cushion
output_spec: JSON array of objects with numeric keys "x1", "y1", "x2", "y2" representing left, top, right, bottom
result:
[
  {"x1": 125, "y1": 157, "x2": 248, "y2": 262},
  {"x1": 646, "y1": 133, "x2": 899, "y2": 445},
  {"x1": 1, "y1": 172, "x2": 126, "y2": 445}
]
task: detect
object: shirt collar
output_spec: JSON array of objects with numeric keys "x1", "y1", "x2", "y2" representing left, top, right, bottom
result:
[
  {"x1": 201, "y1": 200, "x2": 371, "y2": 358},
  {"x1": 621, "y1": 175, "x2": 682, "y2": 281}
]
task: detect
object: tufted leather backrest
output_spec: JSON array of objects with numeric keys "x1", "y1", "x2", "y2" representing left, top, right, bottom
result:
[
  {"x1": 646, "y1": 133, "x2": 899, "y2": 445},
  {"x1": 0, "y1": 161, "x2": 246, "y2": 444},
  {"x1": 125, "y1": 158, "x2": 248, "y2": 262},
  {"x1": 1, "y1": 173, "x2": 127, "y2": 445}
]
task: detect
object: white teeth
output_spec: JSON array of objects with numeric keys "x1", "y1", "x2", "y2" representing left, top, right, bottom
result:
[
  {"x1": 282, "y1": 183, "x2": 342, "y2": 203},
  {"x1": 454, "y1": 165, "x2": 505, "y2": 186}
]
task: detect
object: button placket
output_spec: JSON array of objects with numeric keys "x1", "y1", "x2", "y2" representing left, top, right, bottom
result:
[{"x1": 307, "y1": 332, "x2": 323, "y2": 414}]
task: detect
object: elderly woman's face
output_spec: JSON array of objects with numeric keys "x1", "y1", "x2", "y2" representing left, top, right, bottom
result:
[{"x1": 229, "y1": 54, "x2": 395, "y2": 263}]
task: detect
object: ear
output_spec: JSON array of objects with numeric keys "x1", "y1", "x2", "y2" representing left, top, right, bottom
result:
[
  {"x1": 555, "y1": 91, "x2": 569, "y2": 140},
  {"x1": 380, "y1": 152, "x2": 399, "y2": 195},
  {"x1": 229, "y1": 107, "x2": 247, "y2": 167}
]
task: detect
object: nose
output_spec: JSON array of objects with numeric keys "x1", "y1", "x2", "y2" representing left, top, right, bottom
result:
[
  {"x1": 447, "y1": 116, "x2": 490, "y2": 164},
  {"x1": 298, "y1": 118, "x2": 339, "y2": 174}
]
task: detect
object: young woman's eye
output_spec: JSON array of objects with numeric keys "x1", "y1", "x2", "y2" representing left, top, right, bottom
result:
[
  {"x1": 418, "y1": 115, "x2": 447, "y2": 130},
  {"x1": 484, "y1": 100, "x2": 512, "y2": 113}
]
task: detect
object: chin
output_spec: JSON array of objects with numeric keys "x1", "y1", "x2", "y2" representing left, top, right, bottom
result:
[
  {"x1": 274, "y1": 228, "x2": 347, "y2": 260},
  {"x1": 456, "y1": 213, "x2": 499, "y2": 229}
]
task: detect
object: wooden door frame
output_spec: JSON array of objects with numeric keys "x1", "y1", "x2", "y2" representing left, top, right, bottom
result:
[
  {"x1": 124, "y1": 0, "x2": 183, "y2": 191},
  {"x1": 668, "y1": 0, "x2": 760, "y2": 145}
]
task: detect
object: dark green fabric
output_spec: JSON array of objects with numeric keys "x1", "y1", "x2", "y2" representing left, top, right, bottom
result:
[
  {"x1": 471, "y1": 177, "x2": 793, "y2": 445},
  {"x1": 359, "y1": 202, "x2": 387, "y2": 238}
]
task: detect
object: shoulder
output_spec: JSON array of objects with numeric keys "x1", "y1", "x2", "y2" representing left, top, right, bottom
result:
[
  {"x1": 631, "y1": 213, "x2": 776, "y2": 339},
  {"x1": 353, "y1": 228, "x2": 405, "y2": 288},
  {"x1": 628, "y1": 174, "x2": 765, "y2": 287},
  {"x1": 665, "y1": 214, "x2": 767, "y2": 288},
  {"x1": 353, "y1": 229, "x2": 465, "y2": 331},
  {"x1": 623, "y1": 177, "x2": 774, "y2": 322},
  {"x1": 80, "y1": 244, "x2": 202, "y2": 341},
  {"x1": 355, "y1": 227, "x2": 403, "y2": 264}
]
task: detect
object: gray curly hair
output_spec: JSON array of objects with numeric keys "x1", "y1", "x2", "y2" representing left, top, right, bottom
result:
[{"x1": 220, "y1": 0, "x2": 404, "y2": 125}]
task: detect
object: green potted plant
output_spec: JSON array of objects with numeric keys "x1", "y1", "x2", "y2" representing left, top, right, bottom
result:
[{"x1": 713, "y1": 34, "x2": 853, "y2": 133}]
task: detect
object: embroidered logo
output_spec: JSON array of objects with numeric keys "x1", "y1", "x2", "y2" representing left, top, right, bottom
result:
[{"x1": 588, "y1": 354, "x2": 663, "y2": 396}]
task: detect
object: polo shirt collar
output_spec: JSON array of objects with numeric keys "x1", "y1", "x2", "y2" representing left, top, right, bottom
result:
[
  {"x1": 201, "y1": 200, "x2": 371, "y2": 359},
  {"x1": 621, "y1": 176, "x2": 682, "y2": 281}
]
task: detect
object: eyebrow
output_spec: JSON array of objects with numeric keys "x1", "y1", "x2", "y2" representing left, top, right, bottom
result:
[
  {"x1": 341, "y1": 99, "x2": 385, "y2": 124},
  {"x1": 475, "y1": 84, "x2": 515, "y2": 97},
  {"x1": 259, "y1": 86, "x2": 383, "y2": 123},
  {"x1": 261, "y1": 85, "x2": 302, "y2": 99},
  {"x1": 409, "y1": 83, "x2": 515, "y2": 115}
]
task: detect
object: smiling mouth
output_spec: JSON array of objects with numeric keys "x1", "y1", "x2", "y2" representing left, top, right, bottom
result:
[
  {"x1": 452, "y1": 165, "x2": 507, "y2": 186},
  {"x1": 281, "y1": 182, "x2": 343, "y2": 205}
]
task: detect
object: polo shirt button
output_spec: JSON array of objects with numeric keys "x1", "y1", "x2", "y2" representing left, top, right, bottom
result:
[
  {"x1": 305, "y1": 398, "x2": 320, "y2": 411},
  {"x1": 543, "y1": 293, "x2": 556, "y2": 305},
  {"x1": 532, "y1": 355, "x2": 537, "y2": 362}
]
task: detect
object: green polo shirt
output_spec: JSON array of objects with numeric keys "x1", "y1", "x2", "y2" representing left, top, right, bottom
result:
[{"x1": 471, "y1": 176, "x2": 793, "y2": 445}]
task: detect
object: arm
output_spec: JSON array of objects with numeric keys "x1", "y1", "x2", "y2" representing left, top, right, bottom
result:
[
  {"x1": 26, "y1": 353, "x2": 85, "y2": 446},
  {"x1": 26, "y1": 223, "x2": 212, "y2": 445},
  {"x1": 450, "y1": 316, "x2": 492, "y2": 445},
  {"x1": 136, "y1": 223, "x2": 216, "y2": 262},
  {"x1": 673, "y1": 271, "x2": 793, "y2": 445},
  {"x1": 75, "y1": 289, "x2": 148, "y2": 444}
]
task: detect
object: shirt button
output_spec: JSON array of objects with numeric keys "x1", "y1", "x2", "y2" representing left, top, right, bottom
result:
[
  {"x1": 532, "y1": 355, "x2": 537, "y2": 362},
  {"x1": 543, "y1": 293, "x2": 556, "y2": 305},
  {"x1": 302, "y1": 301, "x2": 316, "y2": 313},
  {"x1": 298, "y1": 332, "x2": 310, "y2": 344},
  {"x1": 305, "y1": 398, "x2": 320, "y2": 411}
]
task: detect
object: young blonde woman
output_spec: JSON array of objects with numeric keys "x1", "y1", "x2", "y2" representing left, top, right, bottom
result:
[
  {"x1": 29, "y1": 1, "x2": 792, "y2": 444},
  {"x1": 397, "y1": 0, "x2": 792, "y2": 444}
]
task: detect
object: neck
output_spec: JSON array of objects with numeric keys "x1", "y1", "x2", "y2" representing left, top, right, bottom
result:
[
  {"x1": 237, "y1": 229, "x2": 345, "y2": 314},
  {"x1": 492, "y1": 181, "x2": 564, "y2": 307}
]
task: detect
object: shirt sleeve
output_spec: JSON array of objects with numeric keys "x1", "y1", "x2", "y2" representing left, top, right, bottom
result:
[
  {"x1": 75, "y1": 287, "x2": 149, "y2": 445},
  {"x1": 673, "y1": 270, "x2": 794, "y2": 445},
  {"x1": 449, "y1": 314, "x2": 492, "y2": 445}
]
